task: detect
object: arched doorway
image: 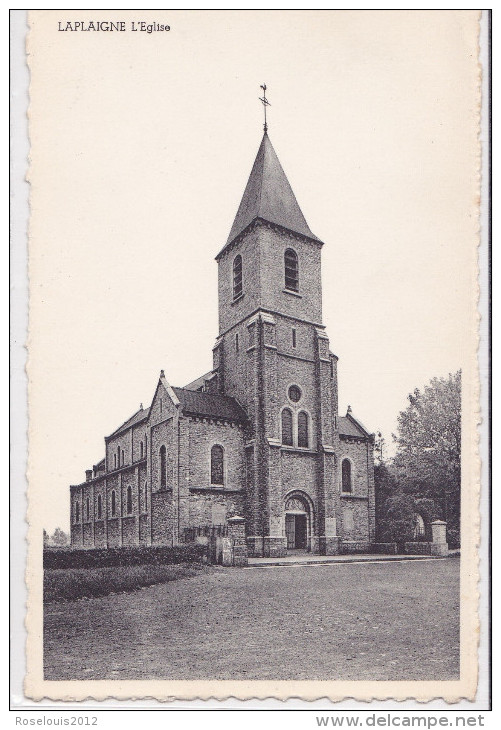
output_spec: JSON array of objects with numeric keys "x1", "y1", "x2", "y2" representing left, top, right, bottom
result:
[{"x1": 284, "y1": 493, "x2": 313, "y2": 552}]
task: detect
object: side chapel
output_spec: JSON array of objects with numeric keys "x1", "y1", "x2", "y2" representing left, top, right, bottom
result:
[{"x1": 70, "y1": 125, "x2": 376, "y2": 557}]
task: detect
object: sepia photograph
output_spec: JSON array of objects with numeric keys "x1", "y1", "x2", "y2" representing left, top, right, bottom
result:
[{"x1": 19, "y1": 9, "x2": 485, "y2": 704}]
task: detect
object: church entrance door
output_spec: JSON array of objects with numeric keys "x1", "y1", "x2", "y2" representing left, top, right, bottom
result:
[
  {"x1": 284, "y1": 494, "x2": 311, "y2": 552},
  {"x1": 285, "y1": 513, "x2": 308, "y2": 550}
]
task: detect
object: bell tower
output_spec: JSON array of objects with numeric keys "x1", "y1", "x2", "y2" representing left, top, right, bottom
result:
[{"x1": 213, "y1": 130, "x2": 341, "y2": 557}]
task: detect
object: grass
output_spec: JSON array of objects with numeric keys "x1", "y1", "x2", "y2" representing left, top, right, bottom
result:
[{"x1": 44, "y1": 563, "x2": 210, "y2": 603}]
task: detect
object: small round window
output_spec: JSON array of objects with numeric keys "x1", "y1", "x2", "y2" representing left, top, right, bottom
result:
[{"x1": 288, "y1": 385, "x2": 302, "y2": 403}]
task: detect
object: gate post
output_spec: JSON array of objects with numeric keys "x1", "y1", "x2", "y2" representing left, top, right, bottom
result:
[
  {"x1": 222, "y1": 516, "x2": 249, "y2": 567},
  {"x1": 430, "y1": 520, "x2": 448, "y2": 557}
]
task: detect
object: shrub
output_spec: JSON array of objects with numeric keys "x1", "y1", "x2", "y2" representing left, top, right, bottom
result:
[
  {"x1": 43, "y1": 543, "x2": 207, "y2": 570},
  {"x1": 446, "y1": 526, "x2": 461, "y2": 550},
  {"x1": 377, "y1": 494, "x2": 417, "y2": 552}
]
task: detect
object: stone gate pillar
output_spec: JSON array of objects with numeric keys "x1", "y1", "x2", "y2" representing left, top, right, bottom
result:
[
  {"x1": 222, "y1": 516, "x2": 249, "y2": 567},
  {"x1": 430, "y1": 520, "x2": 448, "y2": 557}
]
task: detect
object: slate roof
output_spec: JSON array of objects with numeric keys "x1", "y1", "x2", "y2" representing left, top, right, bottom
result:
[
  {"x1": 172, "y1": 387, "x2": 247, "y2": 422},
  {"x1": 338, "y1": 416, "x2": 369, "y2": 439},
  {"x1": 183, "y1": 371, "x2": 215, "y2": 391},
  {"x1": 219, "y1": 133, "x2": 321, "y2": 256},
  {"x1": 107, "y1": 406, "x2": 150, "y2": 438}
]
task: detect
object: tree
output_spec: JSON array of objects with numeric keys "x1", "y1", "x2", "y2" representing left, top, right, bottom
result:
[
  {"x1": 373, "y1": 431, "x2": 386, "y2": 466},
  {"x1": 374, "y1": 461, "x2": 399, "y2": 539},
  {"x1": 377, "y1": 494, "x2": 417, "y2": 551},
  {"x1": 43, "y1": 529, "x2": 49, "y2": 547},
  {"x1": 392, "y1": 371, "x2": 461, "y2": 544},
  {"x1": 51, "y1": 527, "x2": 69, "y2": 546}
]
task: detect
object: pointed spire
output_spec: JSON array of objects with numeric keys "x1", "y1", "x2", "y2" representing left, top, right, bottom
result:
[{"x1": 224, "y1": 133, "x2": 321, "y2": 249}]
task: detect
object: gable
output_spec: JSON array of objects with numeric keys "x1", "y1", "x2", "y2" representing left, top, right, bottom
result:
[
  {"x1": 338, "y1": 415, "x2": 370, "y2": 440},
  {"x1": 149, "y1": 376, "x2": 179, "y2": 426}
]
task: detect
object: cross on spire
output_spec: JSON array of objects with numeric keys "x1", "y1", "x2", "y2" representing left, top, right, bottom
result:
[{"x1": 259, "y1": 84, "x2": 270, "y2": 133}]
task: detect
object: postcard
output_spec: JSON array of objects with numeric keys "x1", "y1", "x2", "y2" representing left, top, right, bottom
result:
[{"x1": 23, "y1": 9, "x2": 483, "y2": 703}]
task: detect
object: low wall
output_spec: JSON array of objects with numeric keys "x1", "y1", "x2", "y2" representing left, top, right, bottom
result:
[
  {"x1": 340, "y1": 541, "x2": 397, "y2": 555},
  {"x1": 404, "y1": 542, "x2": 432, "y2": 555},
  {"x1": 340, "y1": 541, "x2": 371, "y2": 554}
]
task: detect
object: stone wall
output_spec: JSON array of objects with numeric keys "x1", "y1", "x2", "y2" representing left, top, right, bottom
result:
[
  {"x1": 187, "y1": 418, "x2": 246, "y2": 490},
  {"x1": 122, "y1": 516, "x2": 136, "y2": 546},
  {"x1": 187, "y1": 490, "x2": 246, "y2": 529},
  {"x1": 338, "y1": 438, "x2": 372, "y2": 542},
  {"x1": 150, "y1": 417, "x2": 175, "y2": 493},
  {"x1": 258, "y1": 225, "x2": 323, "y2": 325},
  {"x1": 151, "y1": 490, "x2": 173, "y2": 545},
  {"x1": 339, "y1": 497, "x2": 370, "y2": 542},
  {"x1": 218, "y1": 228, "x2": 261, "y2": 336}
]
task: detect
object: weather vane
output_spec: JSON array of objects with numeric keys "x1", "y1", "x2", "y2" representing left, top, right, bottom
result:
[{"x1": 259, "y1": 84, "x2": 270, "y2": 133}]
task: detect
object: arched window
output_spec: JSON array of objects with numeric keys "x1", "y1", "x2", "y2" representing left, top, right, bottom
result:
[
  {"x1": 160, "y1": 445, "x2": 167, "y2": 488},
  {"x1": 86, "y1": 497, "x2": 90, "y2": 521},
  {"x1": 145, "y1": 435, "x2": 147, "y2": 455},
  {"x1": 297, "y1": 411, "x2": 309, "y2": 448},
  {"x1": 144, "y1": 481, "x2": 148, "y2": 511},
  {"x1": 341, "y1": 459, "x2": 352, "y2": 493},
  {"x1": 97, "y1": 494, "x2": 102, "y2": 520},
  {"x1": 140, "y1": 441, "x2": 144, "y2": 459},
  {"x1": 116, "y1": 445, "x2": 120, "y2": 467},
  {"x1": 233, "y1": 255, "x2": 243, "y2": 300},
  {"x1": 281, "y1": 408, "x2": 293, "y2": 446},
  {"x1": 75, "y1": 501, "x2": 80, "y2": 523},
  {"x1": 111, "y1": 490, "x2": 116, "y2": 516},
  {"x1": 114, "y1": 453, "x2": 117, "y2": 469},
  {"x1": 126, "y1": 486, "x2": 133, "y2": 515},
  {"x1": 121, "y1": 449, "x2": 125, "y2": 466},
  {"x1": 284, "y1": 248, "x2": 299, "y2": 292},
  {"x1": 211, "y1": 445, "x2": 224, "y2": 485}
]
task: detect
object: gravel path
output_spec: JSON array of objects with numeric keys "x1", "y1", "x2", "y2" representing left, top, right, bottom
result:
[{"x1": 44, "y1": 558, "x2": 459, "y2": 681}]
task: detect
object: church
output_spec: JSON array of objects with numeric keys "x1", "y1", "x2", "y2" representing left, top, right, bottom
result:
[{"x1": 70, "y1": 125, "x2": 376, "y2": 557}]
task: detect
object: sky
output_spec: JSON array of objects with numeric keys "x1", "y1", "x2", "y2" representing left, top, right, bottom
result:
[{"x1": 27, "y1": 10, "x2": 479, "y2": 534}]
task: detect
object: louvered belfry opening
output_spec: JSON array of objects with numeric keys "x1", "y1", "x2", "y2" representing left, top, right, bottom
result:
[{"x1": 284, "y1": 248, "x2": 299, "y2": 292}]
